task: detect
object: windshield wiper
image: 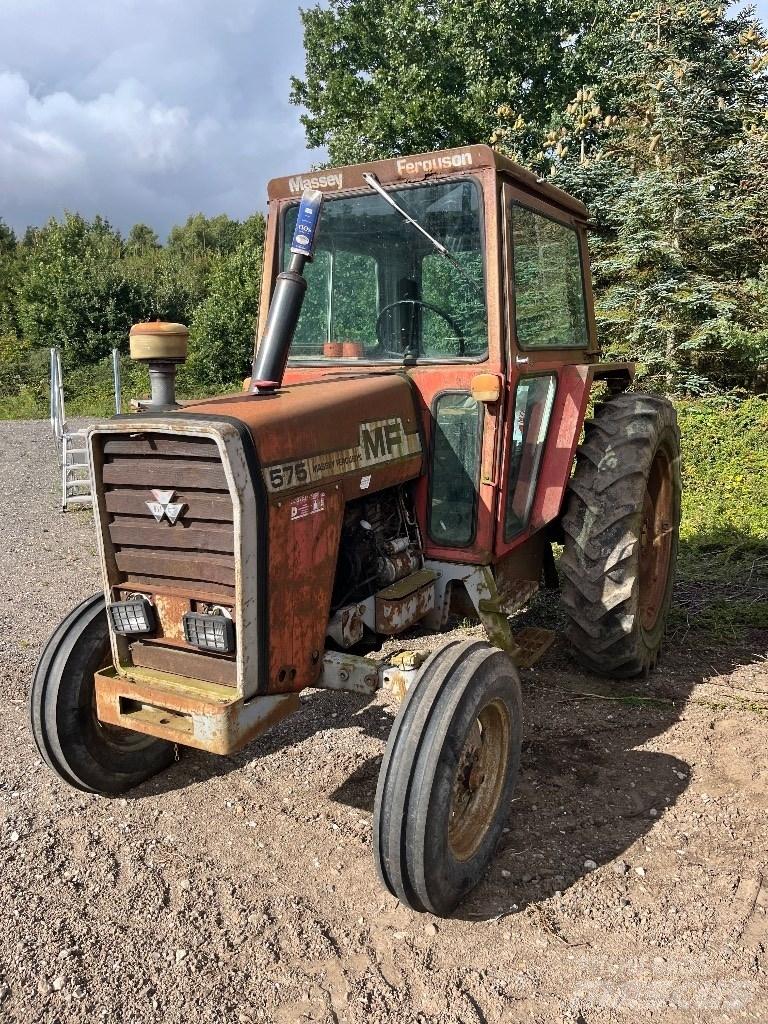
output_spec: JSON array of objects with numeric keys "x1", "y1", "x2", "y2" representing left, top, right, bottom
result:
[{"x1": 362, "y1": 172, "x2": 484, "y2": 300}]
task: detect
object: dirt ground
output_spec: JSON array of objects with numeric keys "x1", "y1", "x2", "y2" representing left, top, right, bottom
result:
[{"x1": 0, "y1": 418, "x2": 766, "y2": 1024}]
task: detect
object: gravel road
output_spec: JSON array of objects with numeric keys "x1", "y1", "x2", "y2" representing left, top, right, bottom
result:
[{"x1": 0, "y1": 418, "x2": 766, "y2": 1023}]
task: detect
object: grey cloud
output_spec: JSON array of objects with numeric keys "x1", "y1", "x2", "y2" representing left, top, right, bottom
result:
[{"x1": 0, "y1": 0, "x2": 322, "y2": 236}]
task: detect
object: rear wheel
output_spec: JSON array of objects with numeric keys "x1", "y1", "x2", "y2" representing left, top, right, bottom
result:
[
  {"x1": 29, "y1": 594, "x2": 175, "y2": 795},
  {"x1": 560, "y1": 392, "x2": 681, "y2": 677},
  {"x1": 374, "y1": 639, "x2": 522, "y2": 916}
]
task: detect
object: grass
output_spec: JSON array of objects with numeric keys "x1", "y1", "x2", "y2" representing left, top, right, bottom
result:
[
  {"x1": 677, "y1": 395, "x2": 768, "y2": 567},
  {"x1": 671, "y1": 394, "x2": 768, "y2": 642}
]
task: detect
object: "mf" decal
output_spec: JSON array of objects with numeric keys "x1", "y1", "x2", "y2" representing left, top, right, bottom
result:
[{"x1": 360, "y1": 419, "x2": 404, "y2": 464}]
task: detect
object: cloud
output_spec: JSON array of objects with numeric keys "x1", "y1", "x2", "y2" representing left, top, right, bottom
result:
[{"x1": 0, "y1": 0, "x2": 321, "y2": 236}]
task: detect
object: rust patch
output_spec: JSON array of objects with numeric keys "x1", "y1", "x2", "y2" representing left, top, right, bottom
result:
[
  {"x1": 153, "y1": 593, "x2": 189, "y2": 641},
  {"x1": 510, "y1": 627, "x2": 556, "y2": 669},
  {"x1": 94, "y1": 668, "x2": 299, "y2": 755},
  {"x1": 375, "y1": 569, "x2": 437, "y2": 635},
  {"x1": 130, "y1": 639, "x2": 236, "y2": 686},
  {"x1": 267, "y1": 488, "x2": 345, "y2": 692}
]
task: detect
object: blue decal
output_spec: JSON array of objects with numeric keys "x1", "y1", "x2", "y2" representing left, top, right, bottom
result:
[{"x1": 290, "y1": 188, "x2": 323, "y2": 258}]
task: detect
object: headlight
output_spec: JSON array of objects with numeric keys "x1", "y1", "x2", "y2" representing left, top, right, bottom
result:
[
  {"x1": 108, "y1": 598, "x2": 155, "y2": 635},
  {"x1": 183, "y1": 612, "x2": 235, "y2": 654}
]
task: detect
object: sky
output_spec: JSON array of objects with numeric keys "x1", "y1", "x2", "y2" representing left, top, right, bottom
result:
[
  {"x1": 1, "y1": 0, "x2": 767, "y2": 239},
  {"x1": 0, "y1": 0, "x2": 323, "y2": 237}
]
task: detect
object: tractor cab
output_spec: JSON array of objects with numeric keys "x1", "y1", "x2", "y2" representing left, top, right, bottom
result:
[
  {"x1": 261, "y1": 146, "x2": 616, "y2": 568},
  {"x1": 262, "y1": 145, "x2": 599, "y2": 375}
]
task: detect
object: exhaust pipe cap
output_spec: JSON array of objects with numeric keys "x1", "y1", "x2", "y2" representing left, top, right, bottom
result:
[
  {"x1": 129, "y1": 321, "x2": 189, "y2": 410},
  {"x1": 129, "y1": 321, "x2": 189, "y2": 363}
]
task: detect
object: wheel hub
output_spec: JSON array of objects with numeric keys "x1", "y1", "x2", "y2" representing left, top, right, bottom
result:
[
  {"x1": 638, "y1": 447, "x2": 675, "y2": 632},
  {"x1": 448, "y1": 700, "x2": 511, "y2": 862}
]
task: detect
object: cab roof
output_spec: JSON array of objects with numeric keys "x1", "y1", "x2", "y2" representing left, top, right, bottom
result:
[{"x1": 267, "y1": 144, "x2": 588, "y2": 219}]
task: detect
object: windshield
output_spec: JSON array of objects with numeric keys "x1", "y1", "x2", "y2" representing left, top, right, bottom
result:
[{"x1": 282, "y1": 179, "x2": 487, "y2": 363}]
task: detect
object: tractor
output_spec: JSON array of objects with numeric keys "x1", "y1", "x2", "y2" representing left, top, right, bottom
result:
[{"x1": 30, "y1": 145, "x2": 681, "y2": 916}]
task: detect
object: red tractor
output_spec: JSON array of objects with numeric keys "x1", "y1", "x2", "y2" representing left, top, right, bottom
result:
[{"x1": 30, "y1": 145, "x2": 681, "y2": 916}]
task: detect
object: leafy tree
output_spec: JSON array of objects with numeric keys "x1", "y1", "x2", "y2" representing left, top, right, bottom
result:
[
  {"x1": 167, "y1": 213, "x2": 244, "y2": 255},
  {"x1": 122, "y1": 244, "x2": 209, "y2": 327},
  {"x1": 0, "y1": 219, "x2": 19, "y2": 336},
  {"x1": 187, "y1": 214, "x2": 266, "y2": 390},
  {"x1": 15, "y1": 213, "x2": 144, "y2": 366},
  {"x1": 127, "y1": 223, "x2": 161, "y2": 253},
  {"x1": 0, "y1": 219, "x2": 15, "y2": 257},
  {"x1": 291, "y1": 0, "x2": 608, "y2": 165}
]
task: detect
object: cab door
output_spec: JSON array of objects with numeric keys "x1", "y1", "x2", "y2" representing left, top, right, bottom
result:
[{"x1": 495, "y1": 181, "x2": 595, "y2": 557}]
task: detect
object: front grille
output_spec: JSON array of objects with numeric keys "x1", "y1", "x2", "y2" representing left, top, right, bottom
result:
[
  {"x1": 98, "y1": 431, "x2": 238, "y2": 687},
  {"x1": 101, "y1": 433, "x2": 235, "y2": 602}
]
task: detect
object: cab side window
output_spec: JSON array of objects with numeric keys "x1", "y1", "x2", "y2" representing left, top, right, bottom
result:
[{"x1": 511, "y1": 205, "x2": 589, "y2": 349}]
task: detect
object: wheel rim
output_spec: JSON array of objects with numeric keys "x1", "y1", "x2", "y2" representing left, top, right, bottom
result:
[
  {"x1": 448, "y1": 699, "x2": 511, "y2": 862},
  {"x1": 639, "y1": 446, "x2": 674, "y2": 632}
]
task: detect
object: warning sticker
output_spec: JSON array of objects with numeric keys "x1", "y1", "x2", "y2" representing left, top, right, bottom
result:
[{"x1": 290, "y1": 491, "x2": 326, "y2": 521}]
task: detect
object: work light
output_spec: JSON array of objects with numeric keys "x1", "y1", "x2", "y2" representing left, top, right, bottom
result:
[
  {"x1": 108, "y1": 598, "x2": 155, "y2": 635},
  {"x1": 183, "y1": 612, "x2": 235, "y2": 654}
]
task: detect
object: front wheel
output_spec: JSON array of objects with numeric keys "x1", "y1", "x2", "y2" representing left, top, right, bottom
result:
[
  {"x1": 29, "y1": 594, "x2": 175, "y2": 795},
  {"x1": 374, "y1": 639, "x2": 522, "y2": 916}
]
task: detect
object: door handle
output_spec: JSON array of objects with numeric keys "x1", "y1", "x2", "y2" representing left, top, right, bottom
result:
[{"x1": 516, "y1": 355, "x2": 529, "y2": 366}]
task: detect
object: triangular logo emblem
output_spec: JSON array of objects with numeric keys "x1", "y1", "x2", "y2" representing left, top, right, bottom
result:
[{"x1": 146, "y1": 489, "x2": 185, "y2": 524}]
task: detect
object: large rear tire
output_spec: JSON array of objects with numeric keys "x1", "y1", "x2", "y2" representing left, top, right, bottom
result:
[
  {"x1": 29, "y1": 594, "x2": 175, "y2": 795},
  {"x1": 560, "y1": 392, "x2": 681, "y2": 678},
  {"x1": 374, "y1": 639, "x2": 522, "y2": 916}
]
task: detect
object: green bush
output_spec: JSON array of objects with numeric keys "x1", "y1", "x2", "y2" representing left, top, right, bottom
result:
[{"x1": 677, "y1": 394, "x2": 768, "y2": 570}]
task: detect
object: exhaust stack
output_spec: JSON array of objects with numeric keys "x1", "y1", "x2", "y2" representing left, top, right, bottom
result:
[
  {"x1": 129, "y1": 321, "x2": 189, "y2": 410},
  {"x1": 251, "y1": 188, "x2": 323, "y2": 392}
]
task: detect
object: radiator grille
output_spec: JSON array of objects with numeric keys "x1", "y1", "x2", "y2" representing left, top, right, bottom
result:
[{"x1": 101, "y1": 433, "x2": 235, "y2": 603}]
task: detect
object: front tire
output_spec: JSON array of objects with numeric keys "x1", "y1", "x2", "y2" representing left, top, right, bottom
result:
[
  {"x1": 560, "y1": 392, "x2": 682, "y2": 678},
  {"x1": 29, "y1": 594, "x2": 175, "y2": 795},
  {"x1": 374, "y1": 640, "x2": 522, "y2": 916}
]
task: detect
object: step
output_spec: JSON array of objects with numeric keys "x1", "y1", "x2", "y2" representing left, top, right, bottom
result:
[{"x1": 511, "y1": 627, "x2": 556, "y2": 669}]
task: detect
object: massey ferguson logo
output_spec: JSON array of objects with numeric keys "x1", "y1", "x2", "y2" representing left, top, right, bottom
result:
[
  {"x1": 288, "y1": 171, "x2": 343, "y2": 194},
  {"x1": 146, "y1": 489, "x2": 185, "y2": 525},
  {"x1": 262, "y1": 417, "x2": 421, "y2": 493}
]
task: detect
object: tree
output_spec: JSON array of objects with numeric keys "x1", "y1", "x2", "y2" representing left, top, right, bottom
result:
[
  {"x1": 0, "y1": 220, "x2": 15, "y2": 257},
  {"x1": 291, "y1": 0, "x2": 607, "y2": 165},
  {"x1": 127, "y1": 223, "x2": 161, "y2": 254},
  {"x1": 187, "y1": 214, "x2": 266, "y2": 390},
  {"x1": 0, "y1": 219, "x2": 19, "y2": 337},
  {"x1": 15, "y1": 213, "x2": 144, "y2": 365},
  {"x1": 167, "y1": 213, "x2": 244, "y2": 255}
]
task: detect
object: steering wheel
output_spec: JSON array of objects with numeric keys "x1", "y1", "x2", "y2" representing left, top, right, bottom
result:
[{"x1": 374, "y1": 299, "x2": 466, "y2": 358}]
